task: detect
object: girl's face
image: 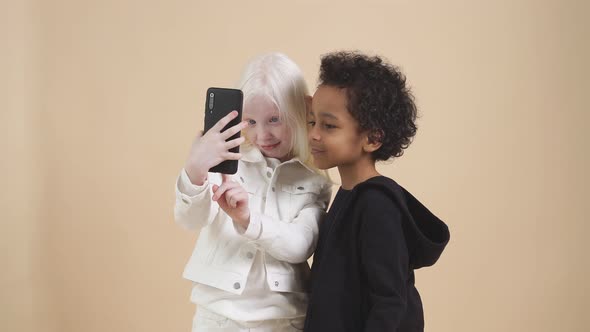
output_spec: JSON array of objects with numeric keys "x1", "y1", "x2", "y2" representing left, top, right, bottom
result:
[{"x1": 242, "y1": 95, "x2": 293, "y2": 162}]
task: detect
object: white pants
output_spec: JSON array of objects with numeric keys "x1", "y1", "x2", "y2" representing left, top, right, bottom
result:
[{"x1": 192, "y1": 307, "x2": 305, "y2": 332}]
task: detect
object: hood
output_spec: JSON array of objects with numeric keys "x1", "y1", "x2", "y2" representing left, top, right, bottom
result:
[{"x1": 354, "y1": 176, "x2": 450, "y2": 269}]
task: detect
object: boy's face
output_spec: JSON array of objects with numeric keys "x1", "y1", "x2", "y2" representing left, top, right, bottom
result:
[{"x1": 308, "y1": 85, "x2": 368, "y2": 170}]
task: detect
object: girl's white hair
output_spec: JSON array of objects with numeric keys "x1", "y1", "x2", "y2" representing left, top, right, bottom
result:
[{"x1": 237, "y1": 52, "x2": 312, "y2": 166}]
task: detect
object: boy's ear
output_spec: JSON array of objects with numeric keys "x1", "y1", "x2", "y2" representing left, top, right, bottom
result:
[
  {"x1": 362, "y1": 130, "x2": 383, "y2": 153},
  {"x1": 363, "y1": 140, "x2": 382, "y2": 153},
  {"x1": 304, "y1": 95, "x2": 312, "y2": 114}
]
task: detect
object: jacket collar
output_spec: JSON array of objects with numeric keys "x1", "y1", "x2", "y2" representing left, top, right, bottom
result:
[
  {"x1": 241, "y1": 144, "x2": 266, "y2": 164},
  {"x1": 241, "y1": 144, "x2": 317, "y2": 174}
]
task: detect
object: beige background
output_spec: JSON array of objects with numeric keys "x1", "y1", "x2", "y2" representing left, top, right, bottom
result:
[{"x1": 2, "y1": 0, "x2": 588, "y2": 331}]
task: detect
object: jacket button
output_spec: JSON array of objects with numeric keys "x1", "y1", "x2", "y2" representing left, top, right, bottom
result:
[
  {"x1": 240, "y1": 176, "x2": 244, "y2": 183},
  {"x1": 274, "y1": 281, "x2": 279, "y2": 287},
  {"x1": 266, "y1": 171, "x2": 271, "y2": 178},
  {"x1": 272, "y1": 187, "x2": 275, "y2": 192},
  {"x1": 246, "y1": 252, "x2": 254, "y2": 259},
  {"x1": 233, "y1": 282, "x2": 241, "y2": 290},
  {"x1": 297, "y1": 186, "x2": 304, "y2": 190},
  {"x1": 181, "y1": 197, "x2": 190, "y2": 204}
]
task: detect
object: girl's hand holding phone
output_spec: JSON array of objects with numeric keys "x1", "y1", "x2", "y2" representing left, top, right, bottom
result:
[{"x1": 184, "y1": 111, "x2": 248, "y2": 185}]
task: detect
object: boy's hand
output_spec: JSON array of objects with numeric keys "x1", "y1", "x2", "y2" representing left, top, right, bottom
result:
[
  {"x1": 184, "y1": 111, "x2": 248, "y2": 185},
  {"x1": 212, "y1": 174, "x2": 250, "y2": 229}
]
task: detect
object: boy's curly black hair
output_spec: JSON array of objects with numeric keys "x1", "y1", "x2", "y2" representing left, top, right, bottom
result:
[{"x1": 319, "y1": 51, "x2": 418, "y2": 161}]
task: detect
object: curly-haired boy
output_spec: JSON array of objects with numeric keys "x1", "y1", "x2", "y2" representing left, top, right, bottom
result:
[{"x1": 304, "y1": 51, "x2": 450, "y2": 332}]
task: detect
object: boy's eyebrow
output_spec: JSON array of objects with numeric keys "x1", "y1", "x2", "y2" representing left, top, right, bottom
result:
[{"x1": 318, "y1": 112, "x2": 338, "y2": 120}]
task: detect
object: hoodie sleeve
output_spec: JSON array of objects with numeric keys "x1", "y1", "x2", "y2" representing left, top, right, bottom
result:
[{"x1": 358, "y1": 189, "x2": 409, "y2": 332}]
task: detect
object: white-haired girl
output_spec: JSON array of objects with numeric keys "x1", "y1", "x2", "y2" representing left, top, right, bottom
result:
[{"x1": 174, "y1": 53, "x2": 332, "y2": 331}]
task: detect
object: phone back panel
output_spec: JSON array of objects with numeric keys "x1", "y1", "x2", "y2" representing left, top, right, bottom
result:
[{"x1": 204, "y1": 87, "x2": 243, "y2": 174}]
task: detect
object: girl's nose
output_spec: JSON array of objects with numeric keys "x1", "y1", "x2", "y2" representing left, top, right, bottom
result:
[{"x1": 257, "y1": 126, "x2": 272, "y2": 140}]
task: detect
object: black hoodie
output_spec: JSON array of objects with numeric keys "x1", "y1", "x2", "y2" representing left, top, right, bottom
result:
[{"x1": 304, "y1": 176, "x2": 450, "y2": 332}]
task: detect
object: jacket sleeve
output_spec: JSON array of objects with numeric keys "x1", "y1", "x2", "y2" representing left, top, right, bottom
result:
[
  {"x1": 239, "y1": 182, "x2": 332, "y2": 264},
  {"x1": 173, "y1": 168, "x2": 220, "y2": 230},
  {"x1": 359, "y1": 190, "x2": 409, "y2": 332}
]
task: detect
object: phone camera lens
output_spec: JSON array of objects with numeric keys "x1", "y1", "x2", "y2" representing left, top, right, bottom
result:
[{"x1": 208, "y1": 93, "x2": 214, "y2": 110}]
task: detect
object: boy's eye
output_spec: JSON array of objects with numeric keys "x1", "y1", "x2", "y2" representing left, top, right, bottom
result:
[
  {"x1": 269, "y1": 116, "x2": 280, "y2": 123},
  {"x1": 307, "y1": 121, "x2": 316, "y2": 127},
  {"x1": 247, "y1": 119, "x2": 256, "y2": 126},
  {"x1": 323, "y1": 123, "x2": 336, "y2": 129}
]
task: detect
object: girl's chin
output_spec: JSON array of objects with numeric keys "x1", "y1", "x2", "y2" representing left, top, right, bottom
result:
[
  {"x1": 259, "y1": 147, "x2": 289, "y2": 160},
  {"x1": 261, "y1": 151, "x2": 282, "y2": 159}
]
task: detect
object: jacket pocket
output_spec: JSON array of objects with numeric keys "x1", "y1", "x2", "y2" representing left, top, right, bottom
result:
[
  {"x1": 241, "y1": 179, "x2": 265, "y2": 212},
  {"x1": 241, "y1": 179, "x2": 263, "y2": 195},
  {"x1": 280, "y1": 183, "x2": 322, "y2": 221}
]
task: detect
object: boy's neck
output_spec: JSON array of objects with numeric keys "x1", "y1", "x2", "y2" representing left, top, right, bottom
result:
[{"x1": 337, "y1": 157, "x2": 381, "y2": 190}]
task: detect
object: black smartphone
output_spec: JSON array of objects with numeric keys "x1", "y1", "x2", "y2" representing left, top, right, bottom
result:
[{"x1": 204, "y1": 87, "x2": 244, "y2": 174}]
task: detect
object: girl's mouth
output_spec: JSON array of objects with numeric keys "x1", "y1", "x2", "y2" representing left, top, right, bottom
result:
[{"x1": 260, "y1": 142, "x2": 280, "y2": 151}]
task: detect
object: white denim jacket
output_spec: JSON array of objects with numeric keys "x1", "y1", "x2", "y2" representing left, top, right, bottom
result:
[{"x1": 174, "y1": 146, "x2": 331, "y2": 295}]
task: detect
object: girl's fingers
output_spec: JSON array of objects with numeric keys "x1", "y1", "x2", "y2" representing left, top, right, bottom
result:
[
  {"x1": 212, "y1": 110, "x2": 239, "y2": 132},
  {"x1": 225, "y1": 188, "x2": 237, "y2": 208},
  {"x1": 234, "y1": 191, "x2": 248, "y2": 207},
  {"x1": 212, "y1": 183, "x2": 229, "y2": 201},
  {"x1": 211, "y1": 184, "x2": 220, "y2": 201},
  {"x1": 225, "y1": 187, "x2": 247, "y2": 208},
  {"x1": 221, "y1": 120, "x2": 249, "y2": 140},
  {"x1": 224, "y1": 136, "x2": 245, "y2": 150},
  {"x1": 212, "y1": 179, "x2": 238, "y2": 200},
  {"x1": 223, "y1": 152, "x2": 242, "y2": 161}
]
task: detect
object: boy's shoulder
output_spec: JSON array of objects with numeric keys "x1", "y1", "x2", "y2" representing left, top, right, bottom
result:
[
  {"x1": 353, "y1": 176, "x2": 402, "y2": 201},
  {"x1": 348, "y1": 176, "x2": 404, "y2": 214}
]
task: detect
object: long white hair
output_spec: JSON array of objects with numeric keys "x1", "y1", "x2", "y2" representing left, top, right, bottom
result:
[{"x1": 237, "y1": 53, "x2": 312, "y2": 166}]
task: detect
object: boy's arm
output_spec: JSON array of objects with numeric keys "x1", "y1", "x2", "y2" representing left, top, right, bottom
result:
[
  {"x1": 237, "y1": 182, "x2": 332, "y2": 264},
  {"x1": 359, "y1": 190, "x2": 409, "y2": 331},
  {"x1": 173, "y1": 168, "x2": 220, "y2": 230}
]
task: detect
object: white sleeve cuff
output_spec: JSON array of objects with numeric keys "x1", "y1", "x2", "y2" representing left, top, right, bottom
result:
[
  {"x1": 235, "y1": 212, "x2": 262, "y2": 240},
  {"x1": 177, "y1": 168, "x2": 208, "y2": 196}
]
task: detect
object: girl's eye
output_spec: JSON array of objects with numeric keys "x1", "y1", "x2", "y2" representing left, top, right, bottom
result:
[
  {"x1": 269, "y1": 116, "x2": 280, "y2": 123},
  {"x1": 324, "y1": 123, "x2": 336, "y2": 129},
  {"x1": 307, "y1": 121, "x2": 316, "y2": 126},
  {"x1": 247, "y1": 119, "x2": 256, "y2": 126}
]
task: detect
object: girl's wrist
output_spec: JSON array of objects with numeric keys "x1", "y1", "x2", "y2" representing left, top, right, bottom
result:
[
  {"x1": 238, "y1": 214, "x2": 250, "y2": 229},
  {"x1": 185, "y1": 163, "x2": 208, "y2": 186}
]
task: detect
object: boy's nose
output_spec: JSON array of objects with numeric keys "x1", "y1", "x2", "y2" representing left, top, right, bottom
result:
[{"x1": 308, "y1": 126, "x2": 320, "y2": 141}]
